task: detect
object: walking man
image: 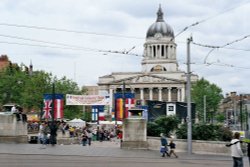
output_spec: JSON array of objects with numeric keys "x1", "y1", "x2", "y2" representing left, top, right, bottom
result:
[{"x1": 230, "y1": 132, "x2": 244, "y2": 167}]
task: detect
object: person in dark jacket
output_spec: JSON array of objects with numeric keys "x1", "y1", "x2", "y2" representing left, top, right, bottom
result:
[
  {"x1": 160, "y1": 133, "x2": 170, "y2": 157},
  {"x1": 169, "y1": 139, "x2": 178, "y2": 158},
  {"x1": 247, "y1": 143, "x2": 250, "y2": 166}
]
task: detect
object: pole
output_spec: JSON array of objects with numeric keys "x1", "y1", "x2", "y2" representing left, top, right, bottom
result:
[
  {"x1": 50, "y1": 82, "x2": 56, "y2": 145},
  {"x1": 52, "y1": 82, "x2": 55, "y2": 123},
  {"x1": 204, "y1": 95, "x2": 206, "y2": 123},
  {"x1": 240, "y1": 94, "x2": 243, "y2": 131},
  {"x1": 122, "y1": 81, "x2": 126, "y2": 121},
  {"x1": 246, "y1": 104, "x2": 249, "y2": 131},
  {"x1": 187, "y1": 36, "x2": 192, "y2": 155}
]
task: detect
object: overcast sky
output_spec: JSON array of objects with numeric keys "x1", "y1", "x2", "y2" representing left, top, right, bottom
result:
[{"x1": 0, "y1": 0, "x2": 249, "y2": 95}]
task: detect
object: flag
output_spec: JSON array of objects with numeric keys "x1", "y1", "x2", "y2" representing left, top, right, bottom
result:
[
  {"x1": 54, "y1": 95, "x2": 64, "y2": 119},
  {"x1": 114, "y1": 93, "x2": 135, "y2": 121},
  {"x1": 42, "y1": 94, "x2": 64, "y2": 120},
  {"x1": 91, "y1": 105, "x2": 105, "y2": 122},
  {"x1": 91, "y1": 106, "x2": 98, "y2": 122},
  {"x1": 99, "y1": 105, "x2": 105, "y2": 121},
  {"x1": 42, "y1": 98, "x2": 52, "y2": 119},
  {"x1": 125, "y1": 98, "x2": 135, "y2": 118}
]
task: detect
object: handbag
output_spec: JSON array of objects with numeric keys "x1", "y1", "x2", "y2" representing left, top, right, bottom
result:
[{"x1": 160, "y1": 146, "x2": 166, "y2": 153}]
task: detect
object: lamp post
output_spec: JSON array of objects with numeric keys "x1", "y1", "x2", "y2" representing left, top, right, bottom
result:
[
  {"x1": 50, "y1": 82, "x2": 57, "y2": 145},
  {"x1": 240, "y1": 94, "x2": 243, "y2": 131},
  {"x1": 122, "y1": 81, "x2": 126, "y2": 121},
  {"x1": 186, "y1": 36, "x2": 193, "y2": 155}
]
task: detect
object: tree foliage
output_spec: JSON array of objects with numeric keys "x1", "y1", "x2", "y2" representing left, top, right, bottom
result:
[
  {"x1": 0, "y1": 65, "x2": 84, "y2": 119},
  {"x1": 191, "y1": 78, "x2": 223, "y2": 122},
  {"x1": 176, "y1": 123, "x2": 232, "y2": 141},
  {"x1": 147, "y1": 115, "x2": 179, "y2": 137}
]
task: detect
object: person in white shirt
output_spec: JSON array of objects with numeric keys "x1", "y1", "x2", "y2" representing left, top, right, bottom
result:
[
  {"x1": 230, "y1": 132, "x2": 244, "y2": 167},
  {"x1": 11, "y1": 105, "x2": 17, "y2": 114}
]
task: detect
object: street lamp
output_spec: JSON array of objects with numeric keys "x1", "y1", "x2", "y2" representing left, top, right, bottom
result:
[
  {"x1": 49, "y1": 82, "x2": 57, "y2": 145},
  {"x1": 240, "y1": 94, "x2": 243, "y2": 131},
  {"x1": 122, "y1": 81, "x2": 126, "y2": 121}
]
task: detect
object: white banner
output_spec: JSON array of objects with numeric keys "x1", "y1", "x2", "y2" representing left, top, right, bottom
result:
[{"x1": 66, "y1": 94, "x2": 110, "y2": 106}]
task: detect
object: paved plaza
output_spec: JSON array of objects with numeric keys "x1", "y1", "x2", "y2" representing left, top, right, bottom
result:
[{"x1": 0, "y1": 141, "x2": 249, "y2": 167}]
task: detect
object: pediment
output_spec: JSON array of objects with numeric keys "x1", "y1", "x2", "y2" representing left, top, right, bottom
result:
[{"x1": 110, "y1": 73, "x2": 184, "y2": 84}]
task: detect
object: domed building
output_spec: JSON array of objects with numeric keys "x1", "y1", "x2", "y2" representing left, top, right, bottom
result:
[{"x1": 98, "y1": 6, "x2": 198, "y2": 119}]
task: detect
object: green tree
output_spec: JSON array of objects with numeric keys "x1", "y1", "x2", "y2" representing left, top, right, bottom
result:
[
  {"x1": 0, "y1": 64, "x2": 83, "y2": 119},
  {"x1": 147, "y1": 115, "x2": 179, "y2": 137},
  {"x1": 176, "y1": 123, "x2": 232, "y2": 141},
  {"x1": 191, "y1": 78, "x2": 223, "y2": 123}
]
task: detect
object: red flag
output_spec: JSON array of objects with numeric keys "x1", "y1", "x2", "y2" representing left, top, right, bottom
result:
[
  {"x1": 125, "y1": 98, "x2": 135, "y2": 118},
  {"x1": 54, "y1": 99, "x2": 63, "y2": 119}
]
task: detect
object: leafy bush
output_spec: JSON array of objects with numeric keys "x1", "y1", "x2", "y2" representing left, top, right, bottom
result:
[
  {"x1": 175, "y1": 123, "x2": 233, "y2": 141},
  {"x1": 147, "y1": 115, "x2": 179, "y2": 137}
]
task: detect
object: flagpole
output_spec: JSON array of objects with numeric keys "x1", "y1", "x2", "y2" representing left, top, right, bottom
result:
[
  {"x1": 51, "y1": 82, "x2": 55, "y2": 124},
  {"x1": 50, "y1": 82, "x2": 56, "y2": 145},
  {"x1": 122, "y1": 81, "x2": 126, "y2": 121}
]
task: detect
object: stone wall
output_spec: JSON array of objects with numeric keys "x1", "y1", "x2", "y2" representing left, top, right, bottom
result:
[
  {"x1": 0, "y1": 113, "x2": 28, "y2": 143},
  {"x1": 147, "y1": 137, "x2": 233, "y2": 155}
]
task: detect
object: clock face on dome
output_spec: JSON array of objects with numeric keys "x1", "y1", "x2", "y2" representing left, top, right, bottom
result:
[{"x1": 155, "y1": 33, "x2": 163, "y2": 39}]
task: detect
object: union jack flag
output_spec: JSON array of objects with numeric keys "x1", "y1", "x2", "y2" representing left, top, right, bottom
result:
[
  {"x1": 42, "y1": 94, "x2": 64, "y2": 120},
  {"x1": 42, "y1": 99, "x2": 52, "y2": 119}
]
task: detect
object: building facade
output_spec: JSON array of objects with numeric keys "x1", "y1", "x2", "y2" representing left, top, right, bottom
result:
[
  {"x1": 220, "y1": 92, "x2": 250, "y2": 130},
  {"x1": 98, "y1": 6, "x2": 198, "y2": 113}
]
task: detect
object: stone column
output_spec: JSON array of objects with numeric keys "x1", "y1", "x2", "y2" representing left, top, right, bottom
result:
[
  {"x1": 158, "y1": 87, "x2": 162, "y2": 101},
  {"x1": 140, "y1": 88, "x2": 144, "y2": 100},
  {"x1": 131, "y1": 88, "x2": 135, "y2": 93},
  {"x1": 168, "y1": 45, "x2": 171, "y2": 59},
  {"x1": 155, "y1": 45, "x2": 159, "y2": 58},
  {"x1": 164, "y1": 45, "x2": 166, "y2": 58},
  {"x1": 149, "y1": 88, "x2": 153, "y2": 100},
  {"x1": 181, "y1": 87, "x2": 185, "y2": 102},
  {"x1": 159, "y1": 45, "x2": 162, "y2": 58},
  {"x1": 166, "y1": 45, "x2": 168, "y2": 58},
  {"x1": 177, "y1": 88, "x2": 180, "y2": 102},
  {"x1": 168, "y1": 87, "x2": 172, "y2": 102}
]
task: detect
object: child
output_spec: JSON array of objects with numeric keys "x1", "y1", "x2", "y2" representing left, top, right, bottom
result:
[{"x1": 169, "y1": 139, "x2": 178, "y2": 158}]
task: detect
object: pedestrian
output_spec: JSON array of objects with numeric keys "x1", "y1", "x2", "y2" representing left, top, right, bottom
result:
[
  {"x1": 169, "y1": 139, "x2": 178, "y2": 158},
  {"x1": 86, "y1": 129, "x2": 93, "y2": 146},
  {"x1": 40, "y1": 122, "x2": 50, "y2": 149},
  {"x1": 81, "y1": 132, "x2": 88, "y2": 146},
  {"x1": 160, "y1": 133, "x2": 170, "y2": 157},
  {"x1": 230, "y1": 132, "x2": 244, "y2": 167},
  {"x1": 49, "y1": 122, "x2": 58, "y2": 146},
  {"x1": 247, "y1": 143, "x2": 250, "y2": 166}
]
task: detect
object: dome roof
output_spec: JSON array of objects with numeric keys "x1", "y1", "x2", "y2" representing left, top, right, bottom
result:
[{"x1": 146, "y1": 6, "x2": 174, "y2": 38}]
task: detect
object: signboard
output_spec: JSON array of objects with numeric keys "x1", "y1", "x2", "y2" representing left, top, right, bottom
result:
[
  {"x1": 166, "y1": 103, "x2": 176, "y2": 115},
  {"x1": 27, "y1": 114, "x2": 39, "y2": 122},
  {"x1": 66, "y1": 94, "x2": 110, "y2": 106}
]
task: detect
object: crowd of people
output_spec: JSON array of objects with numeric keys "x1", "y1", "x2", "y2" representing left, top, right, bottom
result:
[{"x1": 34, "y1": 120, "x2": 122, "y2": 148}]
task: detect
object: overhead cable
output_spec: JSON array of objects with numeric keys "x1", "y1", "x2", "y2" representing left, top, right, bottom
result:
[{"x1": 174, "y1": 0, "x2": 250, "y2": 38}]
